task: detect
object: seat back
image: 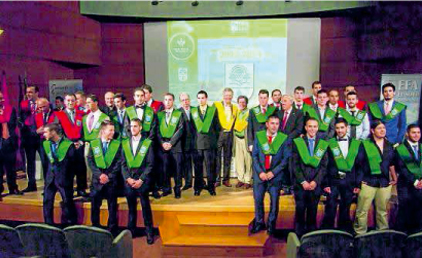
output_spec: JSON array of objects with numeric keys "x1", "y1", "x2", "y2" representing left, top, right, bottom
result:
[
  {"x1": 0, "y1": 224, "x2": 25, "y2": 258},
  {"x1": 404, "y1": 231, "x2": 422, "y2": 258},
  {"x1": 16, "y1": 223, "x2": 70, "y2": 258},
  {"x1": 111, "y1": 229, "x2": 133, "y2": 258},
  {"x1": 64, "y1": 225, "x2": 114, "y2": 258},
  {"x1": 299, "y1": 230, "x2": 354, "y2": 258},
  {"x1": 354, "y1": 230, "x2": 407, "y2": 258}
]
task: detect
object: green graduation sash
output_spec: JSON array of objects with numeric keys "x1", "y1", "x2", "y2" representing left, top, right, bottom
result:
[
  {"x1": 90, "y1": 139, "x2": 121, "y2": 169},
  {"x1": 328, "y1": 138, "x2": 361, "y2": 172},
  {"x1": 126, "y1": 106, "x2": 154, "y2": 132},
  {"x1": 362, "y1": 139, "x2": 382, "y2": 175},
  {"x1": 83, "y1": 113, "x2": 109, "y2": 142},
  {"x1": 294, "y1": 137, "x2": 329, "y2": 168},
  {"x1": 256, "y1": 131, "x2": 288, "y2": 155},
  {"x1": 368, "y1": 102, "x2": 406, "y2": 121},
  {"x1": 157, "y1": 109, "x2": 182, "y2": 138},
  {"x1": 396, "y1": 143, "x2": 422, "y2": 178},
  {"x1": 305, "y1": 106, "x2": 336, "y2": 132},
  {"x1": 337, "y1": 108, "x2": 367, "y2": 126},
  {"x1": 43, "y1": 139, "x2": 73, "y2": 164},
  {"x1": 252, "y1": 105, "x2": 277, "y2": 123},
  {"x1": 122, "y1": 138, "x2": 152, "y2": 169},
  {"x1": 191, "y1": 106, "x2": 216, "y2": 133}
]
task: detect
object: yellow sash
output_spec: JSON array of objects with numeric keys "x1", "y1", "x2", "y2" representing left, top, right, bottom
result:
[
  {"x1": 214, "y1": 101, "x2": 238, "y2": 131},
  {"x1": 234, "y1": 109, "x2": 249, "y2": 133}
]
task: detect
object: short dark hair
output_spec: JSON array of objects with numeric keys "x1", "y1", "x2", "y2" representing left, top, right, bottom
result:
[
  {"x1": 28, "y1": 85, "x2": 39, "y2": 93},
  {"x1": 267, "y1": 115, "x2": 280, "y2": 122},
  {"x1": 64, "y1": 93, "x2": 76, "y2": 99},
  {"x1": 133, "y1": 87, "x2": 144, "y2": 95},
  {"x1": 382, "y1": 82, "x2": 396, "y2": 92},
  {"x1": 312, "y1": 81, "x2": 321, "y2": 88},
  {"x1": 258, "y1": 89, "x2": 269, "y2": 97},
  {"x1": 74, "y1": 91, "x2": 85, "y2": 97},
  {"x1": 407, "y1": 124, "x2": 420, "y2": 133},
  {"x1": 335, "y1": 117, "x2": 348, "y2": 126},
  {"x1": 142, "y1": 84, "x2": 153, "y2": 93},
  {"x1": 271, "y1": 89, "x2": 282, "y2": 96},
  {"x1": 55, "y1": 96, "x2": 64, "y2": 102},
  {"x1": 346, "y1": 91, "x2": 358, "y2": 98},
  {"x1": 306, "y1": 117, "x2": 319, "y2": 125},
  {"x1": 130, "y1": 118, "x2": 142, "y2": 126},
  {"x1": 45, "y1": 123, "x2": 62, "y2": 135},
  {"x1": 100, "y1": 120, "x2": 115, "y2": 130},
  {"x1": 86, "y1": 94, "x2": 98, "y2": 103},
  {"x1": 328, "y1": 89, "x2": 339, "y2": 94},
  {"x1": 197, "y1": 90, "x2": 208, "y2": 98},
  {"x1": 294, "y1": 86, "x2": 305, "y2": 93},
  {"x1": 114, "y1": 93, "x2": 127, "y2": 102},
  {"x1": 237, "y1": 95, "x2": 249, "y2": 105},
  {"x1": 317, "y1": 89, "x2": 328, "y2": 96},
  {"x1": 370, "y1": 119, "x2": 384, "y2": 130},
  {"x1": 164, "y1": 92, "x2": 175, "y2": 100}
]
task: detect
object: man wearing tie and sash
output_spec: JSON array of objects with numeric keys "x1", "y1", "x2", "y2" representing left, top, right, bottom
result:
[
  {"x1": 157, "y1": 93, "x2": 184, "y2": 198},
  {"x1": 250, "y1": 115, "x2": 290, "y2": 236},
  {"x1": 42, "y1": 123, "x2": 77, "y2": 226},
  {"x1": 395, "y1": 124, "x2": 422, "y2": 233},
  {"x1": 321, "y1": 118, "x2": 363, "y2": 232},
  {"x1": 122, "y1": 118, "x2": 155, "y2": 244},
  {"x1": 111, "y1": 93, "x2": 129, "y2": 139},
  {"x1": 247, "y1": 89, "x2": 277, "y2": 153},
  {"x1": 87, "y1": 121, "x2": 122, "y2": 234},
  {"x1": 292, "y1": 118, "x2": 329, "y2": 236},
  {"x1": 368, "y1": 83, "x2": 406, "y2": 144},
  {"x1": 337, "y1": 92, "x2": 370, "y2": 140}
]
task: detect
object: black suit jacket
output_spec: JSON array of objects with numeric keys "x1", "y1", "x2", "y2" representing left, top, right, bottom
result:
[
  {"x1": 87, "y1": 144, "x2": 123, "y2": 191},
  {"x1": 121, "y1": 138, "x2": 154, "y2": 183},
  {"x1": 157, "y1": 110, "x2": 185, "y2": 153},
  {"x1": 45, "y1": 139, "x2": 75, "y2": 188},
  {"x1": 194, "y1": 106, "x2": 221, "y2": 150},
  {"x1": 125, "y1": 105, "x2": 158, "y2": 142},
  {"x1": 304, "y1": 106, "x2": 335, "y2": 139},
  {"x1": 0, "y1": 107, "x2": 18, "y2": 151},
  {"x1": 292, "y1": 136, "x2": 328, "y2": 189},
  {"x1": 110, "y1": 109, "x2": 130, "y2": 139},
  {"x1": 179, "y1": 107, "x2": 196, "y2": 151},
  {"x1": 396, "y1": 141, "x2": 421, "y2": 188},
  {"x1": 278, "y1": 109, "x2": 304, "y2": 139},
  {"x1": 100, "y1": 106, "x2": 117, "y2": 117}
]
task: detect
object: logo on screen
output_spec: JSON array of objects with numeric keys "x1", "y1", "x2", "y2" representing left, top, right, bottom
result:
[
  {"x1": 169, "y1": 33, "x2": 195, "y2": 60},
  {"x1": 178, "y1": 68, "x2": 188, "y2": 82}
]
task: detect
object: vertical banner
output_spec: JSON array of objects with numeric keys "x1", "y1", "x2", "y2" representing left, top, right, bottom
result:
[
  {"x1": 381, "y1": 74, "x2": 422, "y2": 125},
  {"x1": 49, "y1": 80, "x2": 83, "y2": 105}
]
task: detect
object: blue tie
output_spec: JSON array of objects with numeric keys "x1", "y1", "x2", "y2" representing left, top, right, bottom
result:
[
  {"x1": 102, "y1": 142, "x2": 108, "y2": 154},
  {"x1": 52, "y1": 142, "x2": 58, "y2": 159},
  {"x1": 413, "y1": 145, "x2": 419, "y2": 161},
  {"x1": 309, "y1": 139, "x2": 315, "y2": 156}
]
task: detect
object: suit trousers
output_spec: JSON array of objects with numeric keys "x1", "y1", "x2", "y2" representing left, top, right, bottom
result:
[
  {"x1": 294, "y1": 187, "x2": 321, "y2": 237},
  {"x1": 396, "y1": 183, "x2": 422, "y2": 234},
  {"x1": 193, "y1": 149, "x2": 216, "y2": 191},
  {"x1": 0, "y1": 147, "x2": 17, "y2": 193},
  {"x1": 216, "y1": 131, "x2": 234, "y2": 182},
  {"x1": 23, "y1": 137, "x2": 42, "y2": 187},
  {"x1": 43, "y1": 178, "x2": 77, "y2": 225},
  {"x1": 91, "y1": 183, "x2": 118, "y2": 231},
  {"x1": 39, "y1": 140, "x2": 49, "y2": 181},
  {"x1": 160, "y1": 150, "x2": 183, "y2": 193},
  {"x1": 75, "y1": 144, "x2": 87, "y2": 191},
  {"x1": 354, "y1": 184, "x2": 392, "y2": 235},
  {"x1": 234, "y1": 136, "x2": 252, "y2": 184},
  {"x1": 125, "y1": 183, "x2": 153, "y2": 232},
  {"x1": 182, "y1": 149, "x2": 194, "y2": 187},
  {"x1": 321, "y1": 183, "x2": 355, "y2": 232},
  {"x1": 253, "y1": 180, "x2": 281, "y2": 227}
]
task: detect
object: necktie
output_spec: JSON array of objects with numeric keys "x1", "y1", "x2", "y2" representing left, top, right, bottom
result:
[
  {"x1": 265, "y1": 136, "x2": 273, "y2": 170},
  {"x1": 69, "y1": 110, "x2": 75, "y2": 123},
  {"x1": 185, "y1": 110, "x2": 190, "y2": 121},
  {"x1": 52, "y1": 142, "x2": 58, "y2": 159},
  {"x1": 385, "y1": 102, "x2": 391, "y2": 115},
  {"x1": 88, "y1": 113, "x2": 95, "y2": 131},
  {"x1": 119, "y1": 111, "x2": 124, "y2": 124},
  {"x1": 102, "y1": 141, "x2": 108, "y2": 154},
  {"x1": 30, "y1": 101, "x2": 35, "y2": 114},
  {"x1": 412, "y1": 145, "x2": 419, "y2": 161},
  {"x1": 282, "y1": 111, "x2": 289, "y2": 130},
  {"x1": 43, "y1": 113, "x2": 48, "y2": 124},
  {"x1": 297, "y1": 104, "x2": 302, "y2": 110},
  {"x1": 262, "y1": 107, "x2": 266, "y2": 114},
  {"x1": 309, "y1": 139, "x2": 315, "y2": 156},
  {"x1": 166, "y1": 111, "x2": 171, "y2": 124},
  {"x1": 350, "y1": 111, "x2": 357, "y2": 138}
]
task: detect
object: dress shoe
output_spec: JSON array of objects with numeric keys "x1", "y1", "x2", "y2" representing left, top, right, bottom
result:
[
  {"x1": 267, "y1": 225, "x2": 276, "y2": 236},
  {"x1": 9, "y1": 189, "x2": 23, "y2": 195},
  {"x1": 76, "y1": 190, "x2": 88, "y2": 197},
  {"x1": 22, "y1": 186, "x2": 37, "y2": 193},
  {"x1": 194, "y1": 190, "x2": 201, "y2": 196},
  {"x1": 152, "y1": 191, "x2": 161, "y2": 199},
  {"x1": 162, "y1": 190, "x2": 172, "y2": 197},
  {"x1": 182, "y1": 185, "x2": 192, "y2": 191},
  {"x1": 223, "y1": 181, "x2": 232, "y2": 187},
  {"x1": 244, "y1": 183, "x2": 251, "y2": 189},
  {"x1": 146, "y1": 231, "x2": 154, "y2": 245},
  {"x1": 236, "y1": 182, "x2": 244, "y2": 188},
  {"x1": 174, "y1": 190, "x2": 181, "y2": 199},
  {"x1": 208, "y1": 188, "x2": 216, "y2": 196},
  {"x1": 214, "y1": 181, "x2": 221, "y2": 187},
  {"x1": 250, "y1": 222, "x2": 266, "y2": 234}
]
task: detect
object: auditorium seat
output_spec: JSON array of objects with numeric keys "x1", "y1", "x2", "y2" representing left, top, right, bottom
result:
[
  {"x1": 64, "y1": 225, "x2": 132, "y2": 258},
  {"x1": 0, "y1": 224, "x2": 25, "y2": 258},
  {"x1": 16, "y1": 223, "x2": 70, "y2": 258},
  {"x1": 354, "y1": 230, "x2": 407, "y2": 258},
  {"x1": 286, "y1": 230, "x2": 354, "y2": 258},
  {"x1": 404, "y1": 231, "x2": 422, "y2": 258}
]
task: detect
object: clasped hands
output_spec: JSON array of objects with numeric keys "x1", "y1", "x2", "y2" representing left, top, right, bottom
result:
[
  {"x1": 259, "y1": 171, "x2": 275, "y2": 181},
  {"x1": 162, "y1": 142, "x2": 172, "y2": 151},
  {"x1": 127, "y1": 177, "x2": 143, "y2": 189}
]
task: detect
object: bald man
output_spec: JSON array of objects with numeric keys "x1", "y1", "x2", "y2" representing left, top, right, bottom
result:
[{"x1": 100, "y1": 91, "x2": 117, "y2": 116}]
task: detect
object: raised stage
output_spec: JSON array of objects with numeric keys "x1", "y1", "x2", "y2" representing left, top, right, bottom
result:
[{"x1": 0, "y1": 178, "x2": 395, "y2": 257}]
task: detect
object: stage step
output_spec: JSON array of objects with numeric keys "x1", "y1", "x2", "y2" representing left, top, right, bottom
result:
[{"x1": 160, "y1": 213, "x2": 272, "y2": 257}]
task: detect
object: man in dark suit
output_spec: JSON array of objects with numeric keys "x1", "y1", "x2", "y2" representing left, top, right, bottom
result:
[
  {"x1": 142, "y1": 84, "x2": 164, "y2": 113},
  {"x1": 321, "y1": 118, "x2": 363, "y2": 232},
  {"x1": 99, "y1": 91, "x2": 117, "y2": 117},
  {"x1": 191, "y1": 90, "x2": 221, "y2": 196},
  {"x1": 248, "y1": 89, "x2": 277, "y2": 153},
  {"x1": 122, "y1": 118, "x2": 155, "y2": 244},
  {"x1": 42, "y1": 123, "x2": 77, "y2": 226},
  {"x1": 270, "y1": 89, "x2": 282, "y2": 110},
  {"x1": 0, "y1": 91, "x2": 21, "y2": 195},
  {"x1": 250, "y1": 115, "x2": 291, "y2": 236},
  {"x1": 303, "y1": 81, "x2": 321, "y2": 106},
  {"x1": 292, "y1": 118, "x2": 329, "y2": 237},
  {"x1": 87, "y1": 120, "x2": 122, "y2": 234},
  {"x1": 157, "y1": 93, "x2": 184, "y2": 198},
  {"x1": 111, "y1": 93, "x2": 129, "y2": 139},
  {"x1": 304, "y1": 89, "x2": 335, "y2": 139},
  {"x1": 54, "y1": 96, "x2": 64, "y2": 112},
  {"x1": 395, "y1": 124, "x2": 422, "y2": 234},
  {"x1": 179, "y1": 93, "x2": 196, "y2": 190}
]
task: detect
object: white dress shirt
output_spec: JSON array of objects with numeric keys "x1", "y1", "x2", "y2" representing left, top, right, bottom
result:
[
  {"x1": 135, "y1": 105, "x2": 144, "y2": 120},
  {"x1": 337, "y1": 136, "x2": 349, "y2": 175},
  {"x1": 165, "y1": 108, "x2": 174, "y2": 124},
  {"x1": 87, "y1": 109, "x2": 102, "y2": 132},
  {"x1": 318, "y1": 106, "x2": 326, "y2": 119},
  {"x1": 132, "y1": 135, "x2": 141, "y2": 156},
  {"x1": 329, "y1": 103, "x2": 339, "y2": 112},
  {"x1": 343, "y1": 107, "x2": 370, "y2": 140}
]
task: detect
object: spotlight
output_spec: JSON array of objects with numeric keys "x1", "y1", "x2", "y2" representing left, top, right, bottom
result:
[
  {"x1": 191, "y1": 1, "x2": 199, "y2": 6},
  {"x1": 151, "y1": 1, "x2": 159, "y2": 5},
  {"x1": 0, "y1": 29, "x2": 3, "y2": 36},
  {"x1": 236, "y1": 0, "x2": 243, "y2": 6}
]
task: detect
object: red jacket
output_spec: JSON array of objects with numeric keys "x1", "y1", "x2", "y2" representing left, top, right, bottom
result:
[
  {"x1": 303, "y1": 96, "x2": 316, "y2": 106},
  {"x1": 55, "y1": 109, "x2": 84, "y2": 141},
  {"x1": 338, "y1": 100, "x2": 367, "y2": 110},
  {"x1": 20, "y1": 99, "x2": 36, "y2": 126},
  {"x1": 150, "y1": 100, "x2": 164, "y2": 113}
]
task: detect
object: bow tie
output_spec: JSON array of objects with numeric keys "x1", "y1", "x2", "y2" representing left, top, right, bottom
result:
[
  {"x1": 338, "y1": 138, "x2": 348, "y2": 142},
  {"x1": 136, "y1": 104, "x2": 145, "y2": 109}
]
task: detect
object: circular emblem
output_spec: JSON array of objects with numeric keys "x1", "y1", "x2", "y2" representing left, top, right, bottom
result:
[
  {"x1": 263, "y1": 143, "x2": 270, "y2": 152},
  {"x1": 93, "y1": 147, "x2": 101, "y2": 156},
  {"x1": 145, "y1": 115, "x2": 151, "y2": 123},
  {"x1": 391, "y1": 109, "x2": 397, "y2": 115},
  {"x1": 357, "y1": 113, "x2": 363, "y2": 119},
  {"x1": 324, "y1": 117, "x2": 331, "y2": 123},
  {"x1": 169, "y1": 33, "x2": 195, "y2": 60},
  {"x1": 316, "y1": 149, "x2": 323, "y2": 158},
  {"x1": 140, "y1": 146, "x2": 147, "y2": 154},
  {"x1": 95, "y1": 123, "x2": 100, "y2": 129},
  {"x1": 171, "y1": 117, "x2": 178, "y2": 124},
  {"x1": 77, "y1": 120, "x2": 81, "y2": 126},
  {"x1": 333, "y1": 148, "x2": 340, "y2": 156},
  {"x1": 192, "y1": 112, "x2": 198, "y2": 119}
]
